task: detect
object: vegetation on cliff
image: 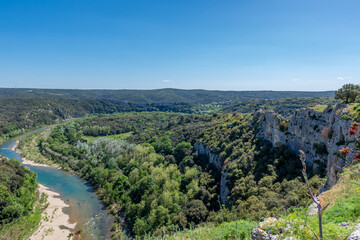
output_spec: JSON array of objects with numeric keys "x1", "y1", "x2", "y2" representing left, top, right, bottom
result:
[
  {"x1": 257, "y1": 163, "x2": 360, "y2": 240},
  {"x1": 17, "y1": 112, "x2": 322, "y2": 238},
  {"x1": 4, "y1": 86, "x2": 356, "y2": 239}
]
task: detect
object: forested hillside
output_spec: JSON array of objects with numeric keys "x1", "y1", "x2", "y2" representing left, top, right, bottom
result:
[
  {"x1": 0, "y1": 88, "x2": 334, "y2": 136},
  {"x1": 0, "y1": 97, "x2": 193, "y2": 136},
  {"x1": 0, "y1": 87, "x2": 339, "y2": 239},
  {"x1": 220, "y1": 97, "x2": 337, "y2": 117},
  {"x1": 28, "y1": 112, "x2": 323, "y2": 237},
  {"x1": 0, "y1": 88, "x2": 334, "y2": 104}
]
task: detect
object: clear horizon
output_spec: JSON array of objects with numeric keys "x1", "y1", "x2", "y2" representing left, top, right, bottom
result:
[
  {"x1": 0, "y1": 0, "x2": 359, "y2": 91},
  {"x1": 0, "y1": 86, "x2": 336, "y2": 92}
]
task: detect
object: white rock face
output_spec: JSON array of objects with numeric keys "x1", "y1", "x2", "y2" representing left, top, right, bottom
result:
[
  {"x1": 347, "y1": 224, "x2": 360, "y2": 240},
  {"x1": 194, "y1": 142, "x2": 229, "y2": 204},
  {"x1": 194, "y1": 142, "x2": 222, "y2": 170},
  {"x1": 194, "y1": 104, "x2": 355, "y2": 203},
  {"x1": 255, "y1": 104, "x2": 355, "y2": 188}
]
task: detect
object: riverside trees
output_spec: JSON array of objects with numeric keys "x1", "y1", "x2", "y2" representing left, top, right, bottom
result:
[
  {"x1": 0, "y1": 157, "x2": 37, "y2": 226},
  {"x1": 39, "y1": 112, "x2": 321, "y2": 237}
]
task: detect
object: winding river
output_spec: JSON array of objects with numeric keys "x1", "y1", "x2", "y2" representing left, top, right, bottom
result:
[{"x1": 0, "y1": 130, "x2": 114, "y2": 240}]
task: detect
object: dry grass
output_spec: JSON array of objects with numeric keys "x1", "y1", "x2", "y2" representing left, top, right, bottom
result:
[
  {"x1": 311, "y1": 105, "x2": 327, "y2": 112},
  {"x1": 321, "y1": 126, "x2": 332, "y2": 140},
  {"x1": 319, "y1": 179, "x2": 347, "y2": 208},
  {"x1": 319, "y1": 164, "x2": 360, "y2": 208}
]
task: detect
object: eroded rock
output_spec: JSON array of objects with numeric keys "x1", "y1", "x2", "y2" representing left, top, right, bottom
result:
[{"x1": 255, "y1": 104, "x2": 355, "y2": 189}]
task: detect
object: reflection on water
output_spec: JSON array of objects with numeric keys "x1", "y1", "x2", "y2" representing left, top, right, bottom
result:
[{"x1": 0, "y1": 130, "x2": 114, "y2": 240}]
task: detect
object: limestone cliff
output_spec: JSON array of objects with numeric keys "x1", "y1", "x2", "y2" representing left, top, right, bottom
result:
[
  {"x1": 194, "y1": 142, "x2": 229, "y2": 204},
  {"x1": 255, "y1": 104, "x2": 356, "y2": 188},
  {"x1": 194, "y1": 104, "x2": 355, "y2": 204}
]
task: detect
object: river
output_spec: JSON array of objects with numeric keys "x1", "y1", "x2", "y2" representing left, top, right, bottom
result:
[{"x1": 0, "y1": 130, "x2": 114, "y2": 240}]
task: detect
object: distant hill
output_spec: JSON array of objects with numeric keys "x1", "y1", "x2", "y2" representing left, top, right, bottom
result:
[
  {"x1": 0, "y1": 88, "x2": 334, "y2": 135},
  {"x1": 0, "y1": 88, "x2": 334, "y2": 104},
  {"x1": 220, "y1": 97, "x2": 337, "y2": 118}
]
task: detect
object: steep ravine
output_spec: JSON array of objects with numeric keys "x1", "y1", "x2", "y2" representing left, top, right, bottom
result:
[
  {"x1": 194, "y1": 142, "x2": 229, "y2": 204},
  {"x1": 195, "y1": 104, "x2": 356, "y2": 203}
]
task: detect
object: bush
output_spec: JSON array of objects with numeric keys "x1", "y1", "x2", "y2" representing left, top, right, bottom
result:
[
  {"x1": 183, "y1": 200, "x2": 208, "y2": 224},
  {"x1": 279, "y1": 120, "x2": 289, "y2": 132}
]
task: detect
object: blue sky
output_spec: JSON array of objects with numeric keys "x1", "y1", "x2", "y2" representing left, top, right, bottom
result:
[{"x1": 0, "y1": 0, "x2": 359, "y2": 91}]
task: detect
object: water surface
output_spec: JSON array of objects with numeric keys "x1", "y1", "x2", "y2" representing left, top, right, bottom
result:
[{"x1": 0, "y1": 130, "x2": 114, "y2": 240}]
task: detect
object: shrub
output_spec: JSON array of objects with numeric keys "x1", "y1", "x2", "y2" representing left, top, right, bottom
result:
[
  {"x1": 279, "y1": 120, "x2": 289, "y2": 132},
  {"x1": 321, "y1": 127, "x2": 332, "y2": 140},
  {"x1": 341, "y1": 114, "x2": 352, "y2": 120},
  {"x1": 183, "y1": 200, "x2": 208, "y2": 224}
]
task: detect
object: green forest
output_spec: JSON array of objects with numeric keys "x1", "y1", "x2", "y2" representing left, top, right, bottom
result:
[
  {"x1": 2, "y1": 86, "x2": 360, "y2": 239},
  {"x1": 0, "y1": 88, "x2": 334, "y2": 136},
  {"x1": 0, "y1": 156, "x2": 43, "y2": 239},
  {"x1": 35, "y1": 112, "x2": 322, "y2": 237}
]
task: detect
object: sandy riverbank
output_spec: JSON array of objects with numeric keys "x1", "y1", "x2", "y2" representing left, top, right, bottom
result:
[
  {"x1": 11, "y1": 140, "x2": 77, "y2": 239},
  {"x1": 31, "y1": 184, "x2": 76, "y2": 240},
  {"x1": 13, "y1": 140, "x2": 61, "y2": 168}
]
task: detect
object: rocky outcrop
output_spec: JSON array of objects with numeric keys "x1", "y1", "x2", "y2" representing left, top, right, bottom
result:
[
  {"x1": 194, "y1": 104, "x2": 356, "y2": 204},
  {"x1": 255, "y1": 104, "x2": 356, "y2": 188},
  {"x1": 194, "y1": 142, "x2": 229, "y2": 204},
  {"x1": 194, "y1": 142, "x2": 222, "y2": 170},
  {"x1": 251, "y1": 218, "x2": 297, "y2": 240},
  {"x1": 347, "y1": 224, "x2": 360, "y2": 240},
  {"x1": 251, "y1": 217, "x2": 279, "y2": 240}
]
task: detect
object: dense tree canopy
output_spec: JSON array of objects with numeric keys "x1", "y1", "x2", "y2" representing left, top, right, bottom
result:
[
  {"x1": 335, "y1": 84, "x2": 360, "y2": 103},
  {"x1": 0, "y1": 157, "x2": 37, "y2": 226},
  {"x1": 37, "y1": 112, "x2": 322, "y2": 237}
]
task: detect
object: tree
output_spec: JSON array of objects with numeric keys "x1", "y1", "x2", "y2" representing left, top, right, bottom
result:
[
  {"x1": 174, "y1": 141, "x2": 192, "y2": 162},
  {"x1": 334, "y1": 84, "x2": 360, "y2": 103},
  {"x1": 153, "y1": 136, "x2": 173, "y2": 155},
  {"x1": 183, "y1": 199, "x2": 208, "y2": 224}
]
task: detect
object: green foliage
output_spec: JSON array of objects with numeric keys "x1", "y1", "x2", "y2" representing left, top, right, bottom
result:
[
  {"x1": 311, "y1": 104, "x2": 328, "y2": 112},
  {"x1": 183, "y1": 200, "x2": 208, "y2": 224},
  {"x1": 335, "y1": 83, "x2": 360, "y2": 103},
  {"x1": 0, "y1": 205, "x2": 42, "y2": 240},
  {"x1": 42, "y1": 124, "x2": 213, "y2": 236},
  {"x1": 0, "y1": 88, "x2": 334, "y2": 135},
  {"x1": 321, "y1": 166, "x2": 360, "y2": 224},
  {"x1": 0, "y1": 157, "x2": 38, "y2": 226},
  {"x1": 341, "y1": 114, "x2": 353, "y2": 120},
  {"x1": 0, "y1": 156, "x2": 41, "y2": 240},
  {"x1": 262, "y1": 209, "x2": 352, "y2": 240},
  {"x1": 221, "y1": 97, "x2": 336, "y2": 118},
  {"x1": 36, "y1": 111, "x2": 322, "y2": 237},
  {"x1": 0, "y1": 88, "x2": 334, "y2": 105},
  {"x1": 279, "y1": 120, "x2": 289, "y2": 132},
  {"x1": 168, "y1": 220, "x2": 257, "y2": 240},
  {"x1": 323, "y1": 195, "x2": 360, "y2": 223},
  {"x1": 261, "y1": 163, "x2": 360, "y2": 240},
  {"x1": 152, "y1": 136, "x2": 174, "y2": 155}
]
